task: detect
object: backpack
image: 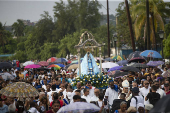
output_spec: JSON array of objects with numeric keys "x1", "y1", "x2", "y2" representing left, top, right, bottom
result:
[{"x1": 127, "y1": 96, "x2": 138, "y2": 108}]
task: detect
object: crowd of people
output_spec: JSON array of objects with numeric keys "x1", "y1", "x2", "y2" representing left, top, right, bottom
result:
[{"x1": 0, "y1": 61, "x2": 170, "y2": 113}]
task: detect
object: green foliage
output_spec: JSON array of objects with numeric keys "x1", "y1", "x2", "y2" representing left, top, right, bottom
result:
[
  {"x1": 12, "y1": 19, "x2": 25, "y2": 39},
  {"x1": 163, "y1": 34, "x2": 170, "y2": 58}
]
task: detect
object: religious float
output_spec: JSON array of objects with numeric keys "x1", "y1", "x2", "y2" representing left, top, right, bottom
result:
[{"x1": 71, "y1": 31, "x2": 113, "y2": 88}]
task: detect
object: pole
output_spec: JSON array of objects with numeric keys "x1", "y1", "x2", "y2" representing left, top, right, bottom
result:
[
  {"x1": 125, "y1": 0, "x2": 135, "y2": 52},
  {"x1": 146, "y1": 0, "x2": 150, "y2": 50},
  {"x1": 162, "y1": 40, "x2": 164, "y2": 59},
  {"x1": 107, "y1": 0, "x2": 110, "y2": 57},
  {"x1": 104, "y1": 45, "x2": 105, "y2": 59},
  {"x1": 99, "y1": 47, "x2": 102, "y2": 74},
  {"x1": 78, "y1": 49, "x2": 81, "y2": 76},
  {"x1": 115, "y1": 41, "x2": 117, "y2": 56}
]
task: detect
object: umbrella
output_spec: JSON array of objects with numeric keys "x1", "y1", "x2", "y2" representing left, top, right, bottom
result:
[
  {"x1": 68, "y1": 64, "x2": 78, "y2": 70},
  {"x1": 56, "y1": 58, "x2": 68, "y2": 63},
  {"x1": 38, "y1": 61, "x2": 49, "y2": 66},
  {"x1": 128, "y1": 57, "x2": 146, "y2": 63},
  {"x1": 140, "y1": 50, "x2": 162, "y2": 58},
  {"x1": 0, "y1": 82, "x2": 39, "y2": 98},
  {"x1": 112, "y1": 55, "x2": 124, "y2": 61},
  {"x1": 36, "y1": 67, "x2": 49, "y2": 71},
  {"x1": 108, "y1": 66, "x2": 123, "y2": 72},
  {"x1": 162, "y1": 69, "x2": 170, "y2": 77},
  {"x1": 117, "y1": 60, "x2": 128, "y2": 66},
  {"x1": 0, "y1": 72, "x2": 15, "y2": 81},
  {"x1": 147, "y1": 61, "x2": 164, "y2": 67},
  {"x1": 47, "y1": 64, "x2": 61, "y2": 70},
  {"x1": 131, "y1": 63, "x2": 149, "y2": 68},
  {"x1": 23, "y1": 61, "x2": 34, "y2": 66},
  {"x1": 24, "y1": 64, "x2": 41, "y2": 69},
  {"x1": 67, "y1": 60, "x2": 71, "y2": 64},
  {"x1": 120, "y1": 66, "x2": 140, "y2": 72},
  {"x1": 127, "y1": 51, "x2": 141, "y2": 60},
  {"x1": 47, "y1": 57, "x2": 57, "y2": 63},
  {"x1": 0, "y1": 62, "x2": 13, "y2": 69},
  {"x1": 57, "y1": 102, "x2": 100, "y2": 113},
  {"x1": 109, "y1": 70, "x2": 128, "y2": 78},
  {"x1": 104, "y1": 57, "x2": 115, "y2": 62},
  {"x1": 99, "y1": 62, "x2": 119, "y2": 68},
  {"x1": 150, "y1": 95, "x2": 170, "y2": 113},
  {"x1": 56, "y1": 63, "x2": 65, "y2": 68}
]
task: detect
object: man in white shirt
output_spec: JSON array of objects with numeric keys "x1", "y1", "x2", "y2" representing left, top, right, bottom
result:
[
  {"x1": 139, "y1": 80, "x2": 150, "y2": 105},
  {"x1": 42, "y1": 79, "x2": 47, "y2": 91},
  {"x1": 81, "y1": 88, "x2": 91, "y2": 103},
  {"x1": 130, "y1": 87, "x2": 144, "y2": 113},
  {"x1": 105, "y1": 81, "x2": 118, "y2": 106},
  {"x1": 72, "y1": 82, "x2": 84, "y2": 96},
  {"x1": 47, "y1": 85, "x2": 57, "y2": 103},
  {"x1": 91, "y1": 89, "x2": 100, "y2": 101},
  {"x1": 86, "y1": 81, "x2": 95, "y2": 97},
  {"x1": 154, "y1": 81, "x2": 166, "y2": 98}
]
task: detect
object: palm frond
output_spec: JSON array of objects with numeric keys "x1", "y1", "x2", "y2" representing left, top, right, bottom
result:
[{"x1": 154, "y1": 12, "x2": 164, "y2": 30}]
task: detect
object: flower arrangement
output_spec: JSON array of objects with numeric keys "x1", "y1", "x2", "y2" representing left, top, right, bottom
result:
[{"x1": 71, "y1": 74, "x2": 114, "y2": 88}]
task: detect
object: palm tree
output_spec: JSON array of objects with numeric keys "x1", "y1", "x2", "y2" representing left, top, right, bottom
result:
[
  {"x1": 12, "y1": 19, "x2": 25, "y2": 38},
  {"x1": 131, "y1": 0, "x2": 170, "y2": 49}
]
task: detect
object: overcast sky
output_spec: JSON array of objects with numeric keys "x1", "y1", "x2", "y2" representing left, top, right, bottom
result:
[{"x1": 0, "y1": 0, "x2": 124, "y2": 25}]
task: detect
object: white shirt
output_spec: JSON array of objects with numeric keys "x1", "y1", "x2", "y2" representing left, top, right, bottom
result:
[
  {"x1": 81, "y1": 95, "x2": 91, "y2": 103},
  {"x1": 130, "y1": 95, "x2": 144, "y2": 113},
  {"x1": 139, "y1": 87, "x2": 150, "y2": 105},
  {"x1": 105, "y1": 87, "x2": 118, "y2": 105},
  {"x1": 156, "y1": 88, "x2": 166, "y2": 98},
  {"x1": 90, "y1": 95, "x2": 99, "y2": 101},
  {"x1": 73, "y1": 89, "x2": 84, "y2": 96},
  {"x1": 47, "y1": 90, "x2": 57, "y2": 102},
  {"x1": 42, "y1": 85, "x2": 47, "y2": 91},
  {"x1": 89, "y1": 86, "x2": 95, "y2": 97}
]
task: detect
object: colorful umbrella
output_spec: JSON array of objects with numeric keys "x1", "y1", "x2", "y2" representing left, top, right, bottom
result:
[
  {"x1": 47, "y1": 57, "x2": 57, "y2": 63},
  {"x1": 147, "y1": 61, "x2": 164, "y2": 67},
  {"x1": 0, "y1": 82, "x2": 39, "y2": 98},
  {"x1": 56, "y1": 63, "x2": 65, "y2": 67},
  {"x1": 24, "y1": 64, "x2": 41, "y2": 69},
  {"x1": 163, "y1": 69, "x2": 170, "y2": 77},
  {"x1": 56, "y1": 58, "x2": 68, "y2": 63},
  {"x1": 112, "y1": 55, "x2": 124, "y2": 61},
  {"x1": 47, "y1": 64, "x2": 61, "y2": 70},
  {"x1": 23, "y1": 61, "x2": 34, "y2": 66},
  {"x1": 38, "y1": 61, "x2": 49, "y2": 66},
  {"x1": 108, "y1": 66, "x2": 123, "y2": 72},
  {"x1": 140, "y1": 50, "x2": 162, "y2": 58}
]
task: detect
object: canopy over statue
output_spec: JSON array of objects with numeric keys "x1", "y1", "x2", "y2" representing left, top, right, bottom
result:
[{"x1": 74, "y1": 31, "x2": 103, "y2": 75}]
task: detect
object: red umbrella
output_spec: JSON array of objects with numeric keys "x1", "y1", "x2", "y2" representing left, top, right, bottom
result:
[
  {"x1": 38, "y1": 61, "x2": 49, "y2": 66},
  {"x1": 47, "y1": 57, "x2": 57, "y2": 63},
  {"x1": 67, "y1": 60, "x2": 71, "y2": 64}
]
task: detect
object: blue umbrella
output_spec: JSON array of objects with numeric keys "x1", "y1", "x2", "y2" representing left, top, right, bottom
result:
[
  {"x1": 117, "y1": 60, "x2": 128, "y2": 66},
  {"x1": 56, "y1": 58, "x2": 68, "y2": 63},
  {"x1": 108, "y1": 66, "x2": 123, "y2": 72},
  {"x1": 140, "y1": 50, "x2": 162, "y2": 58},
  {"x1": 147, "y1": 61, "x2": 164, "y2": 67},
  {"x1": 56, "y1": 63, "x2": 65, "y2": 67}
]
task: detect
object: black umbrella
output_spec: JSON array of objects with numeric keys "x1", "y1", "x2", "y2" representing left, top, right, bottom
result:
[
  {"x1": 131, "y1": 63, "x2": 149, "y2": 68},
  {"x1": 128, "y1": 57, "x2": 146, "y2": 63},
  {"x1": 127, "y1": 51, "x2": 141, "y2": 60},
  {"x1": 104, "y1": 58, "x2": 115, "y2": 62},
  {"x1": 150, "y1": 95, "x2": 170, "y2": 113},
  {"x1": 109, "y1": 70, "x2": 128, "y2": 78},
  {"x1": 120, "y1": 66, "x2": 140, "y2": 72},
  {"x1": 0, "y1": 62, "x2": 13, "y2": 69},
  {"x1": 36, "y1": 67, "x2": 49, "y2": 71}
]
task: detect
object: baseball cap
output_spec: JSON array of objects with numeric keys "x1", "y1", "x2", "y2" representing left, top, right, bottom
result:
[{"x1": 132, "y1": 87, "x2": 139, "y2": 93}]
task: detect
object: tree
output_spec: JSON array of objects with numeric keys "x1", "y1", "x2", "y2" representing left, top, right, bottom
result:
[
  {"x1": 131, "y1": 0, "x2": 170, "y2": 49},
  {"x1": 12, "y1": 19, "x2": 25, "y2": 40},
  {"x1": 163, "y1": 34, "x2": 170, "y2": 58}
]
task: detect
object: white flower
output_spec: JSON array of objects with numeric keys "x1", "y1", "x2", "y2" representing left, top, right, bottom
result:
[
  {"x1": 80, "y1": 81, "x2": 82, "y2": 83},
  {"x1": 92, "y1": 79, "x2": 94, "y2": 81},
  {"x1": 92, "y1": 75, "x2": 95, "y2": 77},
  {"x1": 83, "y1": 79, "x2": 85, "y2": 81},
  {"x1": 103, "y1": 75, "x2": 105, "y2": 77},
  {"x1": 107, "y1": 79, "x2": 109, "y2": 81},
  {"x1": 96, "y1": 81, "x2": 98, "y2": 83},
  {"x1": 109, "y1": 77, "x2": 111, "y2": 79},
  {"x1": 98, "y1": 75, "x2": 100, "y2": 77},
  {"x1": 102, "y1": 81, "x2": 103, "y2": 84},
  {"x1": 72, "y1": 82, "x2": 74, "y2": 84},
  {"x1": 86, "y1": 76, "x2": 89, "y2": 78}
]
